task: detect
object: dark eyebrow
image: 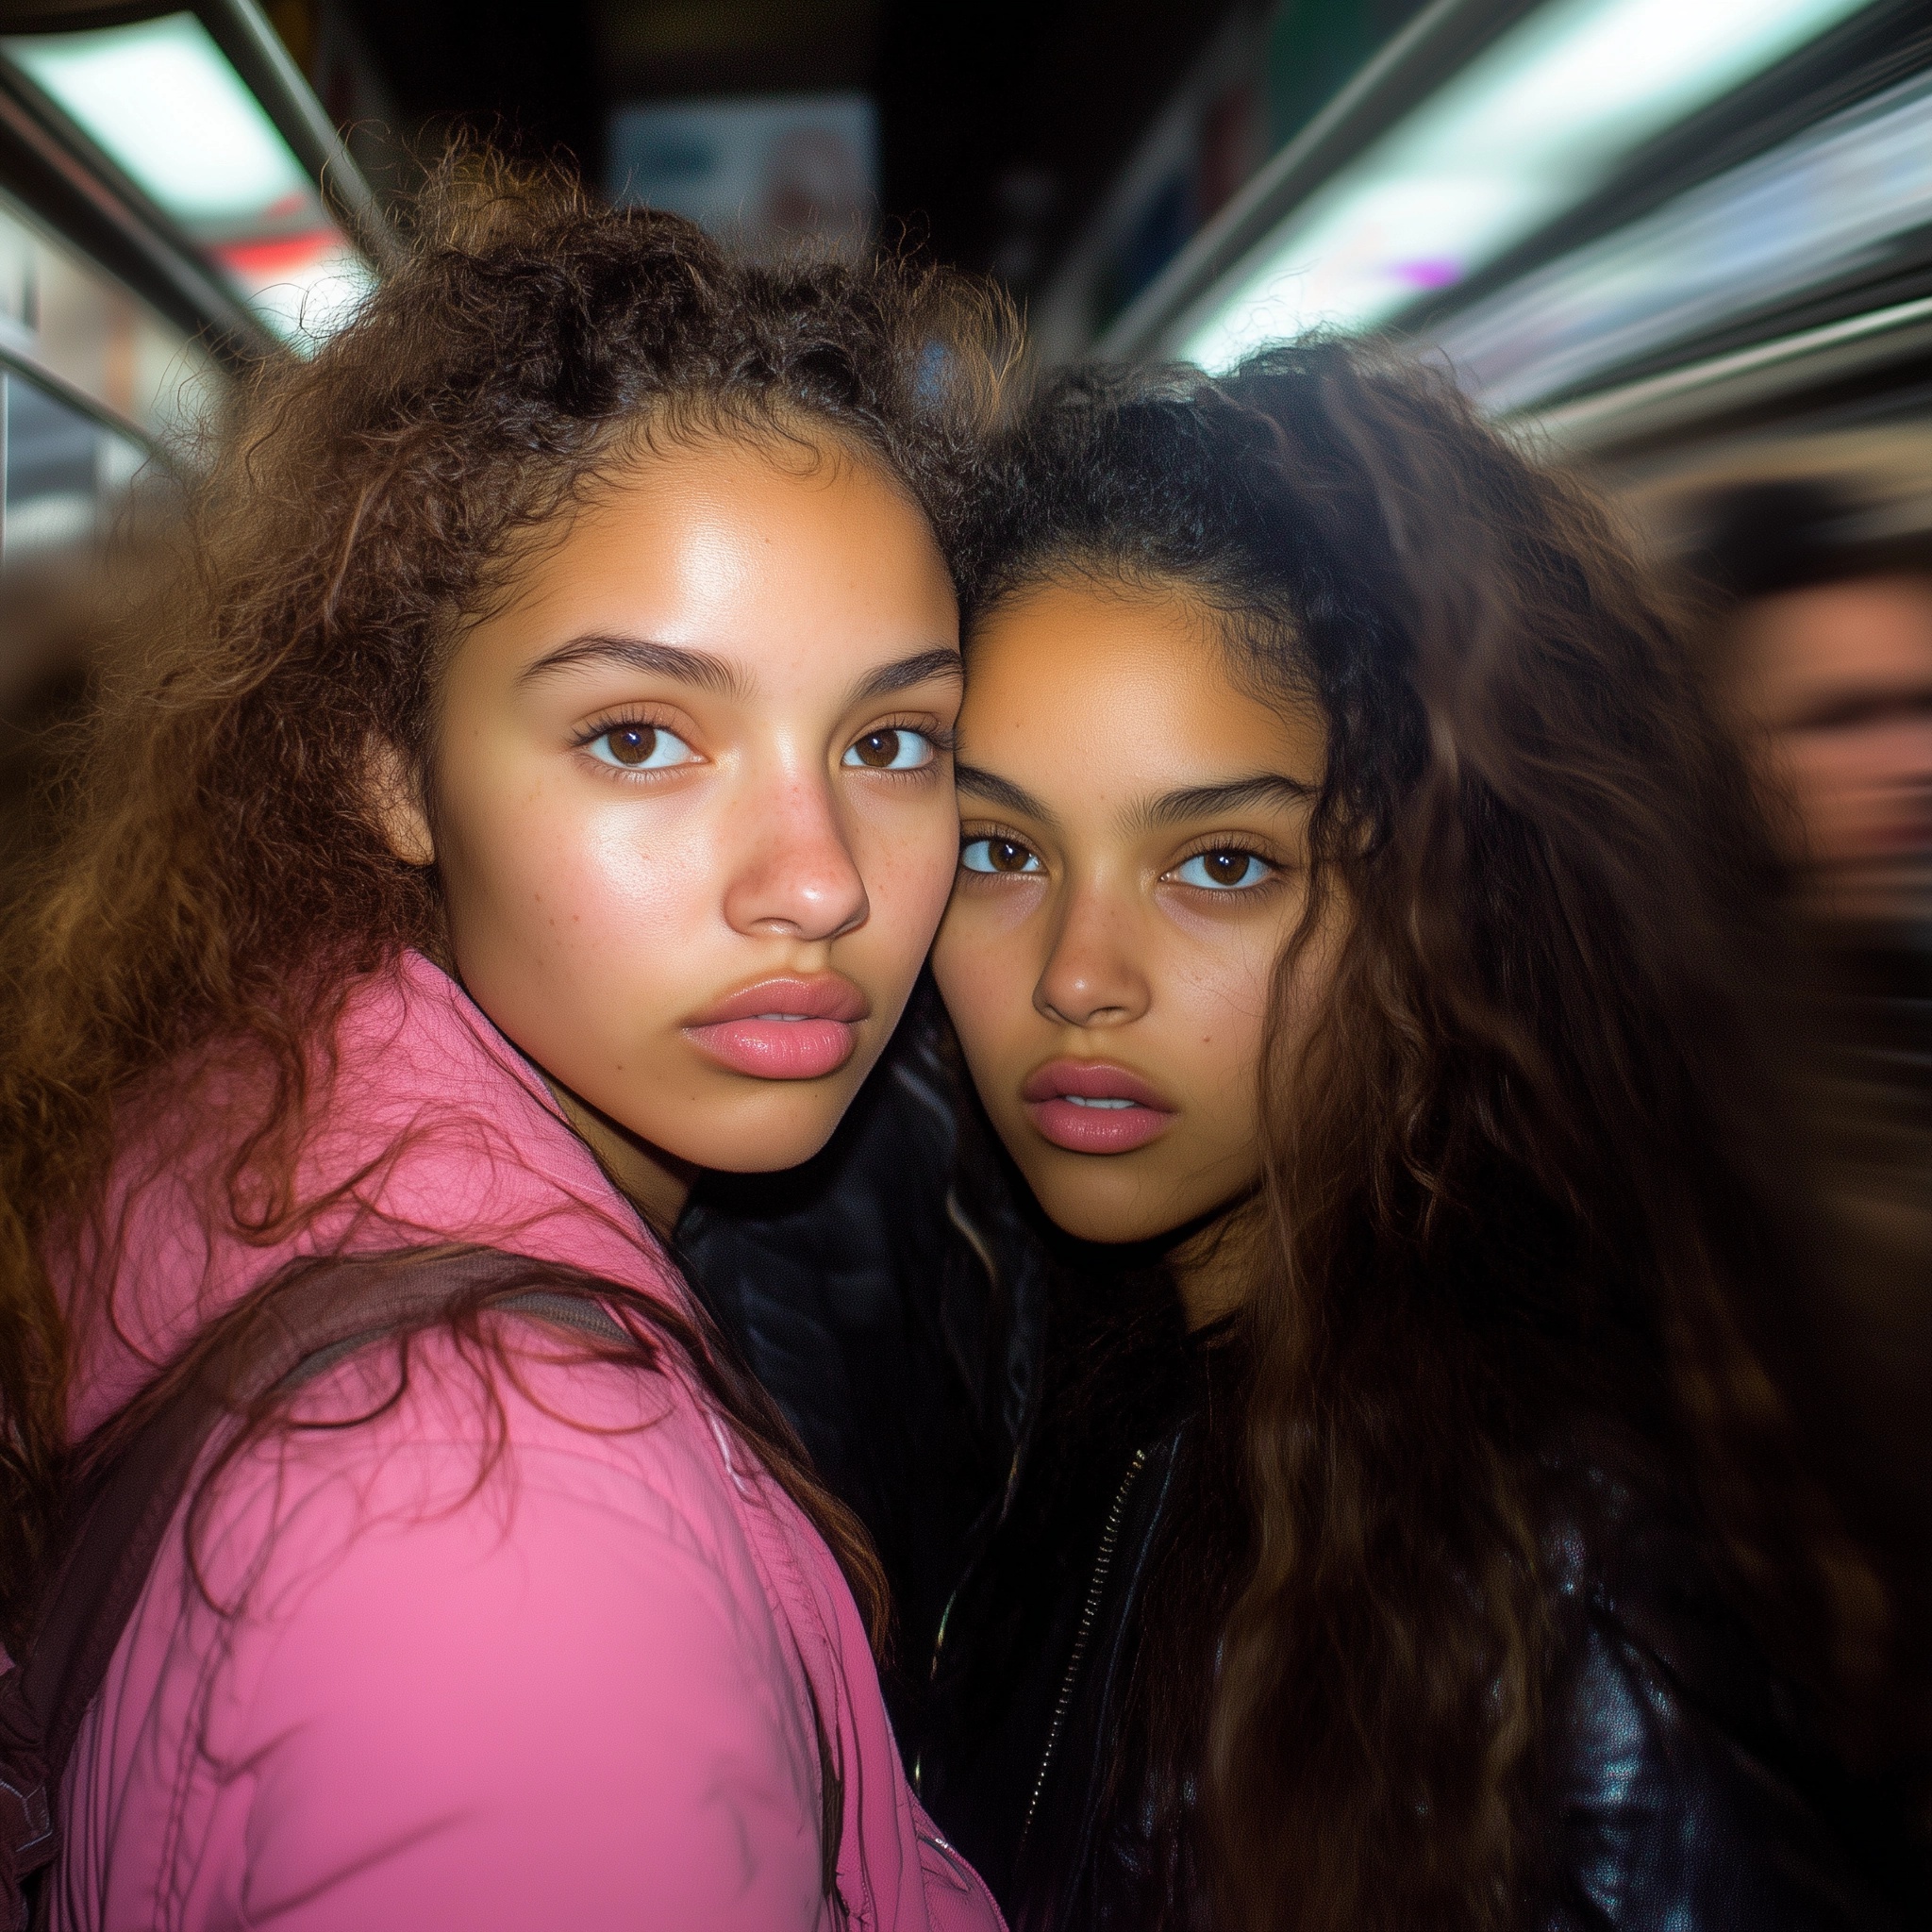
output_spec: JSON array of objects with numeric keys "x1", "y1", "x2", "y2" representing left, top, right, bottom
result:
[
  {"x1": 957, "y1": 764, "x2": 1058, "y2": 826},
  {"x1": 1128, "y1": 774, "x2": 1318, "y2": 832},
  {"x1": 519, "y1": 634, "x2": 745, "y2": 697},
  {"x1": 848, "y1": 647, "x2": 964, "y2": 708}
]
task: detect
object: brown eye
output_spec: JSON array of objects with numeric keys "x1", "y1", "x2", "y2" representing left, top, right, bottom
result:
[
  {"x1": 605, "y1": 725, "x2": 657, "y2": 766},
  {"x1": 586, "y1": 723, "x2": 692, "y2": 771},
  {"x1": 961, "y1": 836, "x2": 1042, "y2": 875},
  {"x1": 843, "y1": 727, "x2": 931, "y2": 772},
  {"x1": 1173, "y1": 848, "x2": 1272, "y2": 890}
]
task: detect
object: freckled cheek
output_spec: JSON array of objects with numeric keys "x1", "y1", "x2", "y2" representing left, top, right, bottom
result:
[
  {"x1": 855, "y1": 808, "x2": 959, "y2": 938},
  {"x1": 456, "y1": 781, "x2": 721, "y2": 959},
  {"x1": 1167, "y1": 953, "x2": 1274, "y2": 1142},
  {"x1": 933, "y1": 895, "x2": 1049, "y2": 1079}
]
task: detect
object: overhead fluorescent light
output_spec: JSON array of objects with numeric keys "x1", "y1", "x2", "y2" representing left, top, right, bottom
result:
[
  {"x1": 1182, "y1": 0, "x2": 1876, "y2": 371},
  {"x1": 5, "y1": 13, "x2": 310, "y2": 228},
  {"x1": 0, "y1": 12, "x2": 368, "y2": 345}
]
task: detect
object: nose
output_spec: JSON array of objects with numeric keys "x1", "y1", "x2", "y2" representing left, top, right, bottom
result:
[
  {"x1": 720, "y1": 768, "x2": 870, "y2": 943},
  {"x1": 1035, "y1": 881, "x2": 1150, "y2": 1028}
]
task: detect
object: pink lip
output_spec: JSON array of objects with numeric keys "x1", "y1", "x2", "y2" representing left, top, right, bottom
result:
[
  {"x1": 1021, "y1": 1058, "x2": 1175, "y2": 1155},
  {"x1": 684, "y1": 976, "x2": 870, "y2": 1081}
]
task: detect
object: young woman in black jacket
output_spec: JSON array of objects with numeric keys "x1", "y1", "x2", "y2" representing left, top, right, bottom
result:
[{"x1": 892, "y1": 344, "x2": 1904, "y2": 1932}]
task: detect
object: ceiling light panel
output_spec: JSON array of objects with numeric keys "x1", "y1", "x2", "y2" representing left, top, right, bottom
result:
[{"x1": 1, "y1": 12, "x2": 369, "y2": 344}]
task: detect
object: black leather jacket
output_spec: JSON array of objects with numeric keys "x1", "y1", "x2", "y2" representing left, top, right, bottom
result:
[
  {"x1": 913, "y1": 1364, "x2": 1898, "y2": 1931},
  {"x1": 676, "y1": 995, "x2": 1899, "y2": 1928}
]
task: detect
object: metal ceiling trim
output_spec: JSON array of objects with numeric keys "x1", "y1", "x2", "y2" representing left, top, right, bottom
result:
[
  {"x1": 1090, "y1": 0, "x2": 1534, "y2": 361},
  {"x1": 197, "y1": 0, "x2": 400, "y2": 271},
  {"x1": 0, "y1": 4, "x2": 168, "y2": 28},
  {"x1": 0, "y1": 69, "x2": 271, "y2": 355},
  {"x1": 0, "y1": 0, "x2": 398, "y2": 275},
  {"x1": 1522, "y1": 291, "x2": 1932, "y2": 453}
]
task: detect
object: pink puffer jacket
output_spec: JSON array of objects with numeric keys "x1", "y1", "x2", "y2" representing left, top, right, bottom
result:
[{"x1": 49, "y1": 950, "x2": 1004, "y2": 1932}]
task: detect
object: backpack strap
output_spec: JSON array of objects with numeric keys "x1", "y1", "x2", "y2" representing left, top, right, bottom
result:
[{"x1": 0, "y1": 1245, "x2": 633, "y2": 1931}]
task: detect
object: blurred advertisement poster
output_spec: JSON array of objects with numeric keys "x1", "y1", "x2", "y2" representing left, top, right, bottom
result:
[{"x1": 607, "y1": 95, "x2": 877, "y2": 255}]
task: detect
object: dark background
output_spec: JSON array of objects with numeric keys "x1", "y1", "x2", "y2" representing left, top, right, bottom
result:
[{"x1": 327, "y1": 0, "x2": 1244, "y2": 296}]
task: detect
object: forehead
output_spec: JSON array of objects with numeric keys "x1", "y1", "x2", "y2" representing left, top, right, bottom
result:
[
  {"x1": 456, "y1": 431, "x2": 956, "y2": 686},
  {"x1": 552, "y1": 431, "x2": 936, "y2": 586},
  {"x1": 960, "y1": 577, "x2": 1323, "y2": 787}
]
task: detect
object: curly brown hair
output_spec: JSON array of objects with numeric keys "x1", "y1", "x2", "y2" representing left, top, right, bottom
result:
[
  {"x1": 957, "y1": 344, "x2": 1888, "y2": 1931},
  {"x1": 0, "y1": 157, "x2": 1016, "y2": 1641}
]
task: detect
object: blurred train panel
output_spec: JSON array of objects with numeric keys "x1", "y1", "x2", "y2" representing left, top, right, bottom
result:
[{"x1": 1438, "y1": 66, "x2": 1932, "y2": 417}]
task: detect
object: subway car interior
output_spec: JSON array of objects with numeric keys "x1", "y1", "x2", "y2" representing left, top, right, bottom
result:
[
  {"x1": 0, "y1": 0, "x2": 1924, "y2": 794},
  {"x1": 0, "y1": 0, "x2": 1930, "y2": 1922},
  {"x1": 0, "y1": 0, "x2": 1924, "y2": 766}
]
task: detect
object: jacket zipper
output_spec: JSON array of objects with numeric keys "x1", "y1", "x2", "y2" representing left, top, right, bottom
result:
[{"x1": 1018, "y1": 1446, "x2": 1150, "y2": 1849}]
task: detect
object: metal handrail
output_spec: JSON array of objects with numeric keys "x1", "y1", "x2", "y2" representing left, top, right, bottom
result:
[{"x1": 0, "y1": 62, "x2": 271, "y2": 355}]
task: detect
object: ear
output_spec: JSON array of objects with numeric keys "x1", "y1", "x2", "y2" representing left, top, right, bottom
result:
[{"x1": 364, "y1": 736, "x2": 437, "y2": 868}]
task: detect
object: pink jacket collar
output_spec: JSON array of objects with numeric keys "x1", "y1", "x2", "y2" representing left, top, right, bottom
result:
[{"x1": 66, "y1": 949, "x2": 690, "y2": 1436}]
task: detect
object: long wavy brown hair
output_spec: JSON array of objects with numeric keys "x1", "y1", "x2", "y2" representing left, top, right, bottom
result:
[
  {"x1": 956, "y1": 345, "x2": 1888, "y2": 1930},
  {"x1": 0, "y1": 158, "x2": 1015, "y2": 1646}
]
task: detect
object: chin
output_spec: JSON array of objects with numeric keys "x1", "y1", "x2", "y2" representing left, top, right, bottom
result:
[
  {"x1": 1024, "y1": 1166, "x2": 1185, "y2": 1248},
  {"x1": 664, "y1": 1078, "x2": 860, "y2": 1174}
]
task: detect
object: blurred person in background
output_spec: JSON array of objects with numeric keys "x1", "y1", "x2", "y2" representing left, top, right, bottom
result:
[
  {"x1": 1693, "y1": 479, "x2": 1932, "y2": 1871},
  {"x1": 1697, "y1": 478, "x2": 1932, "y2": 931}
]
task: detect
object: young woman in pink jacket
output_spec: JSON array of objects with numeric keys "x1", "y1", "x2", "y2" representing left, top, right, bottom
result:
[{"x1": 0, "y1": 163, "x2": 1012, "y2": 1931}]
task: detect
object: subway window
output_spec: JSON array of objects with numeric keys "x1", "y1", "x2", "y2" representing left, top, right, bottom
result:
[{"x1": 0, "y1": 371, "x2": 143, "y2": 568}]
